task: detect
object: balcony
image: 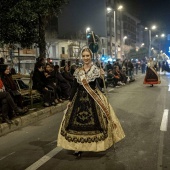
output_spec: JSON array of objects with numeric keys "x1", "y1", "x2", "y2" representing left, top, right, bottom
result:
[{"x1": 60, "y1": 54, "x2": 68, "y2": 59}]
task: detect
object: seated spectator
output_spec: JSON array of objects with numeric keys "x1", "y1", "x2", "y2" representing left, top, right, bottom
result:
[
  {"x1": 105, "y1": 61, "x2": 113, "y2": 73},
  {"x1": 70, "y1": 63, "x2": 77, "y2": 75},
  {"x1": 32, "y1": 62, "x2": 56, "y2": 107},
  {"x1": 54, "y1": 65, "x2": 71, "y2": 100},
  {"x1": 0, "y1": 64, "x2": 28, "y2": 113},
  {"x1": 0, "y1": 58, "x2": 5, "y2": 64},
  {"x1": 45, "y1": 63, "x2": 63, "y2": 103},
  {"x1": 62, "y1": 64, "x2": 74, "y2": 87},
  {"x1": 46, "y1": 58, "x2": 53, "y2": 65},
  {"x1": 106, "y1": 69, "x2": 116, "y2": 87},
  {"x1": 10, "y1": 67, "x2": 17, "y2": 75},
  {"x1": 113, "y1": 66, "x2": 126, "y2": 86},
  {"x1": 0, "y1": 78, "x2": 26, "y2": 124}
]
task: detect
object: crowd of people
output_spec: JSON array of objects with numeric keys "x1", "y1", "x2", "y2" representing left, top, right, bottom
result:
[
  {"x1": 0, "y1": 56, "x2": 78, "y2": 124},
  {"x1": 104, "y1": 59, "x2": 136, "y2": 88}
]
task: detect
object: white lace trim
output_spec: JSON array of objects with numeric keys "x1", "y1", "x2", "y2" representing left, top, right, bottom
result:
[{"x1": 74, "y1": 65, "x2": 100, "y2": 84}]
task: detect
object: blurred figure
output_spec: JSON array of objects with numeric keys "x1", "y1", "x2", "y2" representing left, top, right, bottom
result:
[
  {"x1": 70, "y1": 63, "x2": 77, "y2": 76},
  {"x1": 143, "y1": 57, "x2": 161, "y2": 87},
  {"x1": 141, "y1": 60, "x2": 146, "y2": 74}
]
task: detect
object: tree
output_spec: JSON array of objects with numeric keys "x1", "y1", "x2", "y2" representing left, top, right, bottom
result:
[{"x1": 0, "y1": 0, "x2": 69, "y2": 58}]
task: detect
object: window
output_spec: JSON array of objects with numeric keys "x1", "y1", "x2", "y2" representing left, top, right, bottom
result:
[
  {"x1": 52, "y1": 46, "x2": 56, "y2": 57},
  {"x1": 61, "y1": 47, "x2": 65, "y2": 54},
  {"x1": 102, "y1": 49, "x2": 105, "y2": 55},
  {"x1": 102, "y1": 39, "x2": 104, "y2": 44}
]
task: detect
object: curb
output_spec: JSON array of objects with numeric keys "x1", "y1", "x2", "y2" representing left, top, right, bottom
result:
[{"x1": 0, "y1": 102, "x2": 68, "y2": 137}]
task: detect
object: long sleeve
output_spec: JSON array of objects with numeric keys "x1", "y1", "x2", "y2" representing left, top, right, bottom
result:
[{"x1": 69, "y1": 78, "x2": 79, "y2": 101}]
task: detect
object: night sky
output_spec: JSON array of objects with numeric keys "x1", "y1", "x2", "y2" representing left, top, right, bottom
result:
[
  {"x1": 58, "y1": 0, "x2": 170, "y2": 37},
  {"x1": 119, "y1": 0, "x2": 170, "y2": 33}
]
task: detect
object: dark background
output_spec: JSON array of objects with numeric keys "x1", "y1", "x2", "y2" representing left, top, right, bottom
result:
[{"x1": 119, "y1": 0, "x2": 170, "y2": 33}]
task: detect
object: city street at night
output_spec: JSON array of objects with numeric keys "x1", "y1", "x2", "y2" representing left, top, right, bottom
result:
[{"x1": 0, "y1": 73, "x2": 170, "y2": 170}]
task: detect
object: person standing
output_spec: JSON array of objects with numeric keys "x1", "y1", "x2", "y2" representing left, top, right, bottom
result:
[
  {"x1": 143, "y1": 57, "x2": 161, "y2": 87},
  {"x1": 141, "y1": 60, "x2": 146, "y2": 74},
  {"x1": 57, "y1": 48, "x2": 125, "y2": 157}
]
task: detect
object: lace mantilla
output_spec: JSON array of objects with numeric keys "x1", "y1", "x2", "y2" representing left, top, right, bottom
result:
[{"x1": 74, "y1": 65, "x2": 100, "y2": 84}]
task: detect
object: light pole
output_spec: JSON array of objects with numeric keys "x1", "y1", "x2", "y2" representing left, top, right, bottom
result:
[
  {"x1": 117, "y1": 5, "x2": 123, "y2": 59},
  {"x1": 145, "y1": 25, "x2": 156, "y2": 57},
  {"x1": 107, "y1": 7, "x2": 116, "y2": 58},
  {"x1": 107, "y1": 7, "x2": 113, "y2": 57}
]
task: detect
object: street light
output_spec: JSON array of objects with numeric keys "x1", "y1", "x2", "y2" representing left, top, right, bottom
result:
[
  {"x1": 118, "y1": 5, "x2": 123, "y2": 10},
  {"x1": 145, "y1": 25, "x2": 157, "y2": 57},
  {"x1": 161, "y1": 33, "x2": 165, "y2": 37},
  {"x1": 141, "y1": 43, "x2": 145, "y2": 47}
]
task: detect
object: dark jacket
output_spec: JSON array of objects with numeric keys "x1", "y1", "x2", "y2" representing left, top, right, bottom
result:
[{"x1": 32, "y1": 69, "x2": 47, "y2": 92}]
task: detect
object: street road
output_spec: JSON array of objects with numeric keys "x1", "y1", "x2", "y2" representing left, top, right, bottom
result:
[{"x1": 0, "y1": 73, "x2": 170, "y2": 170}]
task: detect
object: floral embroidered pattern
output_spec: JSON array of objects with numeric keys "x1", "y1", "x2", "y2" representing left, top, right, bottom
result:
[{"x1": 74, "y1": 65, "x2": 100, "y2": 84}]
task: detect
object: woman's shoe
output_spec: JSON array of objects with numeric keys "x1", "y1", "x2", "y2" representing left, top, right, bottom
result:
[
  {"x1": 14, "y1": 108, "x2": 25, "y2": 115},
  {"x1": 5, "y1": 118, "x2": 13, "y2": 124},
  {"x1": 58, "y1": 99, "x2": 63, "y2": 103},
  {"x1": 73, "y1": 151, "x2": 82, "y2": 158},
  {"x1": 43, "y1": 102, "x2": 50, "y2": 107},
  {"x1": 55, "y1": 99, "x2": 59, "y2": 104},
  {"x1": 51, "y1": 102, "x2": 57, "y2": 106}
]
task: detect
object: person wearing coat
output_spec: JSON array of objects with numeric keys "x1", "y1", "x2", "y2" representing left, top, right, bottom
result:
[
  {"x1": 32, "y1": 62, "x2": 56, "y2": 107},
  {"x1": 54, "y1": 65, "x2": 71, "y2": 100}
]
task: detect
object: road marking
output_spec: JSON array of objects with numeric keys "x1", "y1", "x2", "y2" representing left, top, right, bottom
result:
[
  {"x1": 160, "y1": 109, "x2": 169, "y2": 131},
  {"x1": 0, "y1": 152, "x2": 15, "y2": 161},
  {"x1": 25, "y1": 147, "x2": 62, "y2": 170},
  {"x1": 157, "y1": 109, "x2": 169, "y2": 170},
  {"x1": 45, "y1": 140, "x2": 57, "y2": 146},
  {"x1": 108, "y1": 88, "x2": 114, "y2": 92}
]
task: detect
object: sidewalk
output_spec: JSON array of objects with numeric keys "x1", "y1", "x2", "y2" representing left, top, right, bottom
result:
[{"x1": 0, "y1": 101, "x2": 68, "y2": 137}]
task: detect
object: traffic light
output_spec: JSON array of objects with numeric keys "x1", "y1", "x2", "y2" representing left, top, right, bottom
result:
[
  {"x1": 86, "y1": 31, "x2": 99, "y2": 45},
  {"x1": 86, "y1": 31, "x2": 100, "y2": 53},
  {"x1": 86, "y1": 31, "x2": 93, "y2": 45}
]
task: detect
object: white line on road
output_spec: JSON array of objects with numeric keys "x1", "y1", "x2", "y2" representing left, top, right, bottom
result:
[
  {"x1": 160, "y1": 109, "x2": 169, "y2": 131},
  {"x1": 45, "y1": 140, "x2": 57, "y2": 146},
  {"x1": 0, "y1": 152, "x2": 15, "y2": 161},
  {"x1": 157, "y1": 109, "x2": 169, "y2": 170},
  {"x1": 108, "y1": 88, "x2": 114, "y2": 92},
  {"x1": 25, "y1": 147, "x2": 63, "y2": 170}
]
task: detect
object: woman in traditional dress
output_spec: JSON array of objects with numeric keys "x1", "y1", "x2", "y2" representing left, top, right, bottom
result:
[
  {"x1": 143, "y1": 57, "x2": 161, "y2": 87},
  {"x1": 57, "y1": 48, "x2": 125, "y2": 157}
]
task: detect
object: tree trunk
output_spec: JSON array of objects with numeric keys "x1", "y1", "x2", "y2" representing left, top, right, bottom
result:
[{"x1": 38, "y1": 15, "x2": 46, "y2": 58}]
